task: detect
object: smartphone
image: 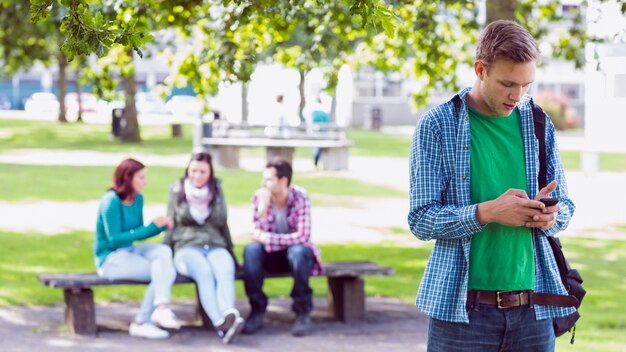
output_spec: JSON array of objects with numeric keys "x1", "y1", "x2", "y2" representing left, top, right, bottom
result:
[{"x1": 539, "y1": 198, "x2": 559, "y2": 207}]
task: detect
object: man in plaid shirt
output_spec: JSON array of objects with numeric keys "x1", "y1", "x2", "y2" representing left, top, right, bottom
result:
[
  {"x1": 408, "y1": 21, "x2": 575, "y2": 351},
  {"x1": 242, "y1": 157, "x2": 322, "y2": 337}
]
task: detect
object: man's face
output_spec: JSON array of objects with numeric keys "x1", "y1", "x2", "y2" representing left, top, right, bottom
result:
[
  {"x1": 476, "y1": 58, "x2": 536, "y2": 116},
  {"x1": 261, "y1": 167, "x2": 286, "y2": 196}
]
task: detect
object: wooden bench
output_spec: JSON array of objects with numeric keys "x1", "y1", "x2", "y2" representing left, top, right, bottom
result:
[
  {"x1": 200, "y1": 136, "x2": 352, "y2": 171},
  {"x1": 38, "y1": 261, "x2": 394, "y2": 335}
]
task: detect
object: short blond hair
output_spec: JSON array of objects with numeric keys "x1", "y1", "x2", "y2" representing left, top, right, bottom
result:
[{"x1": 477, "y1": 20, "x2": 541, "y2": 67}]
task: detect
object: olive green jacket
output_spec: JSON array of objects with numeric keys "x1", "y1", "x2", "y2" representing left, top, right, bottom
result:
[{"x1": 163, "y1": 179, "x2": 236, "y2": 263}]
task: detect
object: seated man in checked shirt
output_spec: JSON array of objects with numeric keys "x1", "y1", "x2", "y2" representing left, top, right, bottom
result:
[{"x1": 242, "y1": 157, "x2": 322, "y2": 337}]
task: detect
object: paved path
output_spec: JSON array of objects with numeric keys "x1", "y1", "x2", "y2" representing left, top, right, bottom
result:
[{"x1": 0, "y1": 297, "x2": 428, "y2": 352}]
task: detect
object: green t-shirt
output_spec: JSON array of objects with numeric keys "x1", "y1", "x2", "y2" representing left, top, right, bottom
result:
[{"x1": 467, "y1": 106, "x2": 535, "y2": 291}]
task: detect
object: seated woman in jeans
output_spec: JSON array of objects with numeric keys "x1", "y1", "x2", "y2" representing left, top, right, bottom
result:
[
  {"x1": 94, "y1": 158, "x2": 180, "y2": 339},
  {"x1": 164, "y1": 152, "x2": 244, "y2": 344}
]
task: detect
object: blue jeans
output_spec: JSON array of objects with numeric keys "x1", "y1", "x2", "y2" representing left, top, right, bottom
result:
[
  {"x1": 243, "y1": 242, "x2": 314, "y2": 315},
  {"x1": 428, "y1": 303, "x2": 555, "y2": 352},
  {"x1": 173, "y1": 246, "x2": 236, "y2": 326},
  {"x1": 98, "y1": 244, "x2": 176, "y2": 324}
]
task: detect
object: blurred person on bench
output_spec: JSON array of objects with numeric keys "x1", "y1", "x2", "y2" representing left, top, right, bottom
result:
[
  {"x1": 242, "y1": 157, "x2": 322, "y2": 337},
  {"x1": 94, "y1": 158, "x2": 180, "y2": 339},
  {"x1": 164, "y1": 152, "x2": 243, "y2": 344}
]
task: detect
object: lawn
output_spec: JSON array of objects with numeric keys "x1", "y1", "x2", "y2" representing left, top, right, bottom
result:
[
  {"x1": 2, "y1": 119, "x2": 625, "y2": 171},
  {"x1": 0, "y1": 163, "x2": 405, "y2": 205},
  {"x1": 1, "y1": 229, "x2": 625, "y2": 351},
  {"x1": 0, "y1": 229, "x2": 428, "y2": 308}
]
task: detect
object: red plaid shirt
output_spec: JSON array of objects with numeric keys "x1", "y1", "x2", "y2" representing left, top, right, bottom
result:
[{"x1": 251, "y1": 186, "x2": 323, "y2": 275}]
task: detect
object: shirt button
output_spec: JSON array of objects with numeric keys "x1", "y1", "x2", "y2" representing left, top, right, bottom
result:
[
  {"x1": 464, "y1": 145, "x2": 468, "y2": 151},
  {"x1": 462, "y1": 176, "x2": 467, "y2": 181}
]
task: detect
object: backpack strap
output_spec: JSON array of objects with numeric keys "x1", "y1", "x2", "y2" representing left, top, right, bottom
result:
[
  {"x1": 532, "y1": 102, "x2": 547, "y2": 190},
  {"x1": 532, "y1": 102, "x2": 581, "y2": 306},
  {"x1": 452, "y1": 94, "x2": 463, "y2": 114}
]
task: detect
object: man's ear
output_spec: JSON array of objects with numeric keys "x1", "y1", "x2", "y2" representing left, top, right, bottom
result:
[
  {"x1": 279, "y1": 176, "x2": 290, "y2": 188},
  {"x1": 474, "y1": 60, "x2": 486, "y2": 80}
]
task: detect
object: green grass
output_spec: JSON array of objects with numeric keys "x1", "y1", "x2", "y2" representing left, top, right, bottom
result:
[
  {"x1": 0, "y1": 164, "x2": 404, "y2": 205},
  {"x1": 0, "y1": 119, "x2": 194, "y2": 155},
  {"x1": 0, "y1": 230, "x2": 428, "y2": 307},
  {"x1": 553, "y1": 236, "x2": 626, "y2": 351},
  {"x1": 1, "y1": 229, "x2": 625, "y2": 350},
  {"x1": 347, "y1": 129, "x2": 412, "y2": 157},
  {"x1": 559, "y1": 151, "x2": 581, "y2": 171}
]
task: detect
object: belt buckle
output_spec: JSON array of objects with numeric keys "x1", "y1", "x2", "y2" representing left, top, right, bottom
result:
[{"x1": 496, "y1": 290, "x2": 513, "y2": 309}]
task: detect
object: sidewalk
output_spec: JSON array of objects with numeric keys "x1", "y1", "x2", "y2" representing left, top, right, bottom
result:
[
  {"x1": 0, "y1": 297, "x2": 428, "y2": 352},
  {"x1": 1, "y1": 148, "x2": 625, "y2": 235}
]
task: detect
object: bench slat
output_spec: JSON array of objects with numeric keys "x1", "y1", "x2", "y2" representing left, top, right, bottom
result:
[{"x1": 38, "y1": 261, "x2": 393, "y2": 289}]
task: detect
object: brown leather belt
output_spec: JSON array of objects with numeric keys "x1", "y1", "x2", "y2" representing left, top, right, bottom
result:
[{"x1": 467, "y1": 290, "x2": 579, "y2": 309}]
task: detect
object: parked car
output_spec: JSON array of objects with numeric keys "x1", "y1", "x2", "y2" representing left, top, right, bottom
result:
[
  {"x1": 65, "y1": 92, "x2": 99, "y2": 122},
  {"x1": 24, "y1": 92, "x2": 60, "y2": 118},
  {"x1": 65, "y1": 92, "x2": 98, "y2": 113},
  {"x1": 165, "y1": 95, "x2": 203, "y2": 117},
  {"x1": 0, "y1": 95, "x2": 11, "y2": 110}
]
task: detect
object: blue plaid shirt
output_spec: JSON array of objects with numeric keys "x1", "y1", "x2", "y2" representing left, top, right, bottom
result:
[{"x1": 408, "y1": 87, "x2": 576, "y2": 323}]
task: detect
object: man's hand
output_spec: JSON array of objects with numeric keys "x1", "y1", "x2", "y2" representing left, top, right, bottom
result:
[
  {"x1": 525, "y1": 180, "x2": 560, "y2": 230},
  {"x1": 252, "y1": 229, "x2": 269, "y2": 244},
  {"x1": 476, "y1": 189, "x2": 545, "y2": 227}
]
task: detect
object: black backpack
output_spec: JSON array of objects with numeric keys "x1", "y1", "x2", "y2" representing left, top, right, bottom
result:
[{"x1": 532, "y1": 102, "x2": 586, "y2": 343}]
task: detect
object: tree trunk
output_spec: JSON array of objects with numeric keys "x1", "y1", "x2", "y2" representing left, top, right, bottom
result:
[
  {"x1": 57, "y1": 52, "x2": 68, "y2": 123},
  {"x1": 241, "y1": 81, "x2": 248, "y2": 126},
  {"x1": 75, "y1": 69, "x2": 83, "y2": 123},
  {"x1": 298, "y1": 69, "x2": 306, "y2": 124},
  {"x1": 121, "y1": 71, "x2": 141, "y2": 143},
  {"x1": 486, "y1": 0, "x2": 517, "y2": 23}
]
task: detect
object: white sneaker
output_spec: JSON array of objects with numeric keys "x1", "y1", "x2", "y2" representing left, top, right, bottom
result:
[
  {"x1": 219, "y1": 316, "x2": 244, "y2": 344},
  {"x1": 151, "y1": 307, "x2": 181, "y2": 330},
  {"x1": 129, "y1": 322, "x2": 170, "y2": 339},
  {"x1": 216, "y1": 308, "x2": 244, "y2": 344}
]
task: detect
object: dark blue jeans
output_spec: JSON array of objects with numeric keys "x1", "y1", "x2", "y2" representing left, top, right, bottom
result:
[
  {"x1": 428, "y1": 303, "x2": 555, "y2": 352},
  {"x1": 243, "y1": 242, "x2": 315, "y2": 315}
]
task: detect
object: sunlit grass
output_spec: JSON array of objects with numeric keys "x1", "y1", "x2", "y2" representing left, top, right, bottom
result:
[{"x1": 0, "y1": 163, "x2": 404, "y2": 205}]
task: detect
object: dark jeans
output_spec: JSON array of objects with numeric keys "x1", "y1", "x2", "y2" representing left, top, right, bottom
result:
[
  {"x1": 428, "y1": 303, "x2": 555, "y2": 352},
  {"x1": 313, "y1": 147, "x2": 322, "y2": 166},
  {"x1": 243, "y1": 242, "x2": 315, "y2": 315}
]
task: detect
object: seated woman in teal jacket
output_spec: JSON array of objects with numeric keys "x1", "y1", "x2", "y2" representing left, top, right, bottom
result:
[
  {"x1": 94, "y1": 158, "x2": 180, "y2": 339},
  {"x1": 164, "y1": 152, "x2": 244, "y2": 344}
]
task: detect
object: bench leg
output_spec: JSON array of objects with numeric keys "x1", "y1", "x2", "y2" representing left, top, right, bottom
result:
[
  {"x1": 327, "y1": 277, "x2": 365, "y2": 322},
  {"x1": 194, "y1": 285, "x2": 213, "y2": 329},
  {"x1": 211, "y1": 146, "x2": 240, "y2": 168},
  {"x1": 267, "y1": 147, "x2": 294, "y2": 164},
  {"x1": 64, "y1": 288, "x2": 97, "y2": 335},
  {"x1": 320, "y1": 147, "x2": 349, "y2": 171}
]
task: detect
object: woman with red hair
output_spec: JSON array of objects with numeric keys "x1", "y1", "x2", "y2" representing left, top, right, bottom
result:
[{"x1": 94, "y1": 158, "x2": 180, "y2": 339}]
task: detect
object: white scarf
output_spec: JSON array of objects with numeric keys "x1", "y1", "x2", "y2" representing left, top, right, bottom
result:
[{"x1": 184, "y1": 178, "x2": 213, "y2": 225}]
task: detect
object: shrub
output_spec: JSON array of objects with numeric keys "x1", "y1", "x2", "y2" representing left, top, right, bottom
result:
[{"x1": 534, "y1": 91, "x2": 578, "y2": 130}]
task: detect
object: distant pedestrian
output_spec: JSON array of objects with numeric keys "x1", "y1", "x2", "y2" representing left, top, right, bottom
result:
[{"x1": 309, "y1": 97, "x2": 331, "y2": 167}]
